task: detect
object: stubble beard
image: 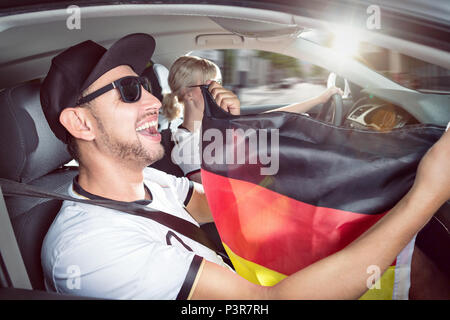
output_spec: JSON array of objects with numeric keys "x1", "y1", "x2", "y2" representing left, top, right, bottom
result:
[{"x1": 94, "y1": 113, "x2": 164, "y2": 167}]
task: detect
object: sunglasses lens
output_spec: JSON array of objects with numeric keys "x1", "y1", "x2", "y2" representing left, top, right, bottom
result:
[{"x1": 120, "y1": 77, "x2": 141, "y2": 102}]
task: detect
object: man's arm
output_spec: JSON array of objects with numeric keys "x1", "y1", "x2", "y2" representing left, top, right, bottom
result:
[
  {"x1": 185, "y1": 181, "x2": 214, "y2": 223},
  {"x1": 190, "y1": 129, "x2": 450, "y2": 299}
]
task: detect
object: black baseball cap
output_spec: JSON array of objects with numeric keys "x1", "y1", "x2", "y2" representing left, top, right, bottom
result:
[{"x1": 40, "y1": 33, "x2": 156, "y2": 143}]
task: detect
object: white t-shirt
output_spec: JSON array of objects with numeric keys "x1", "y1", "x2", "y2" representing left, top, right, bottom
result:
[
  {"x1": 171, "y1": 126, "x2": 201, "y2": 177},
  {"x1": 41, "y1": 167, "x2": 229, "y2": 300}
]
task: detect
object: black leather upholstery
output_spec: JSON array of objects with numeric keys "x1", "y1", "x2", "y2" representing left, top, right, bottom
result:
[
  {"x1": 0, "y1": 80, "x2": 77, "y2": 290},
  {"x1": 0, "y1": 80, "x2": 71, "y2": 183},
  {"x1": 142, "y1": 63, "x2": 170, "y2": 102}
]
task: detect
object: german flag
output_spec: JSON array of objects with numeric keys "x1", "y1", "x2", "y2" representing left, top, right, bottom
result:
[
  {"x1": 201, "y1": 90, "x2": 444, "y2": 299},
  {"x1": 199, "y1": 88, "x2": 444, "y2": 299}
]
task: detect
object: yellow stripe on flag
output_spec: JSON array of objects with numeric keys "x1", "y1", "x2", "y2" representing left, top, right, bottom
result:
[
  {"x1": 223, "y1": 243, "x2": 287, "y2": 286},
  {"x1": 359, "y1": 266, "x2": 395, "y2": 300},
  {"x1": 223, "y1": 243, "x2": 396, "y2": 299}
]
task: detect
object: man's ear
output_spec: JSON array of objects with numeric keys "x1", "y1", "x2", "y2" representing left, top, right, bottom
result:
[{"x1": 59, "y1": 107, "x2": 95, "y2": 141}]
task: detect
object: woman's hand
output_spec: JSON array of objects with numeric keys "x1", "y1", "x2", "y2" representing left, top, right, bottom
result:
[
  {"x1": 208, "y1": 81, "x2": 241, "y2": 115},
  {"x1": 318, "y1": 86, "x2": 344, "y2": 104}
]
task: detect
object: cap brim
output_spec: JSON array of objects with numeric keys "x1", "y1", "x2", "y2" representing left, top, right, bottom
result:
[{"x1": 81, "y1": 33, "x2": 155, "y2": 91}]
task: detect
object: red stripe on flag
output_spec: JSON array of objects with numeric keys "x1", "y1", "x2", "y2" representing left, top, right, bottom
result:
[{"x1": 202, "y1": 169, "x2": 388, "y2": 275}]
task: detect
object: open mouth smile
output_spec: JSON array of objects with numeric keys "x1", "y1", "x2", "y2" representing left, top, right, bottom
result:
[
  {"x1": 135, "y1": 119, "x2": 161, "y2": 141},
  {"x1": 136, "y1": 119, "x2": 158, "y2": 133}
]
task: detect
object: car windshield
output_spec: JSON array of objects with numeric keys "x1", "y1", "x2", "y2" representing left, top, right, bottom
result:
[
  {"x1": 356, "y1": 42, "x2": 450, "y2": 94},
  {"x1": 300, "y1": 30, "x2": 450, "y2": 94}
]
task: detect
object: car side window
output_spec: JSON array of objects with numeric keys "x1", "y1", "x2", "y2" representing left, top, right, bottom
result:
[{"x1": 189, "y1": 49, "x2": 329, "y2": 111}]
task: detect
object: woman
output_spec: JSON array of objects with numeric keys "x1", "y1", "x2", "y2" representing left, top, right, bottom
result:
[{"x1": 162, "y1": 55, "x2": 342, "y2": 183}]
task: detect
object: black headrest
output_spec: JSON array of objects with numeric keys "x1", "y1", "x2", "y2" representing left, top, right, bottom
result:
[
  {"x1": 142, "y1": 63, "x2": 170, "y2": 102},
  {"x1": 0, "y1": 80, "x2": 71, "y2": 183}
]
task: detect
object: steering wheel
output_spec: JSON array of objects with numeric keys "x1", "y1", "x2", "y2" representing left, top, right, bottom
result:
[
  {"x1": 315, "y1": 72, "x2": 346, "y2": 126},
  {"x1": 316, "y1": 93, "x2": 344, "y2": 126}
]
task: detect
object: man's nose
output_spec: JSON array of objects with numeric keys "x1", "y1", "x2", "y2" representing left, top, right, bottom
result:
[{"x1": 140, "y1": 85, "x2": 161, "y2": 111}]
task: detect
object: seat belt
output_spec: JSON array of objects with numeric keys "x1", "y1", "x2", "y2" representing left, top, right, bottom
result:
[
  {"x1": 0, "y1": 178, "x2": 224, "y2": 256},
  {"x1": 0, "y1": 187, "x2": 32, "y2": 290}
]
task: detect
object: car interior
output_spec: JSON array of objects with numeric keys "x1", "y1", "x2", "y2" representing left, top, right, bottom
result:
[{"x1": 0, "y1": 2, "x2": 448, "y2": 299}]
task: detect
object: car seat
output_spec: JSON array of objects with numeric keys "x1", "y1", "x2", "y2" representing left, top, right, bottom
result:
[{"x1": 0, "y1": 79, "x2": 77, "y2": 290}]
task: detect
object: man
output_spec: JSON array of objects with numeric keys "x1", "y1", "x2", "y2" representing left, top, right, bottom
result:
[{"x1": 40, "y1": 33, "x2": 450, "y2": 299}]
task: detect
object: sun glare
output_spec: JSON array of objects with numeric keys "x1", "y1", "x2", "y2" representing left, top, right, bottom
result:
[{"x1": 331, "y1": 26, "x2": 361, "y2": 58}]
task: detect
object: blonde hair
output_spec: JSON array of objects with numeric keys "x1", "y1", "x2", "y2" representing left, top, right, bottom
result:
[{"x1": 162, "y1": 55, "x2": 220, "y2": 121}]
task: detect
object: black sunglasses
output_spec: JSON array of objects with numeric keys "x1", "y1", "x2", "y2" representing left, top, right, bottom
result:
[
  {"x1": 187, "y1": 79, "x2": 222, "y2": 88},
  {"x1": 77, "y1": 76, "x2": 152, "y2": 105},
  {"x1": 187, "y1": 84, "x2": 210, "y2": 88}
]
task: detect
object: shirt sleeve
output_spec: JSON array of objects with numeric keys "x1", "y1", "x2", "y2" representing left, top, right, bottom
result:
[
  {"x1": 143, "y1": 167, "x2": 194, "y2": 206},
  {"x1": 175, "y1": 255, "x2": 204, "y2": 300},
  {"x1": 49, "y1": 229, "x2": 205, "y2": 300}
]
